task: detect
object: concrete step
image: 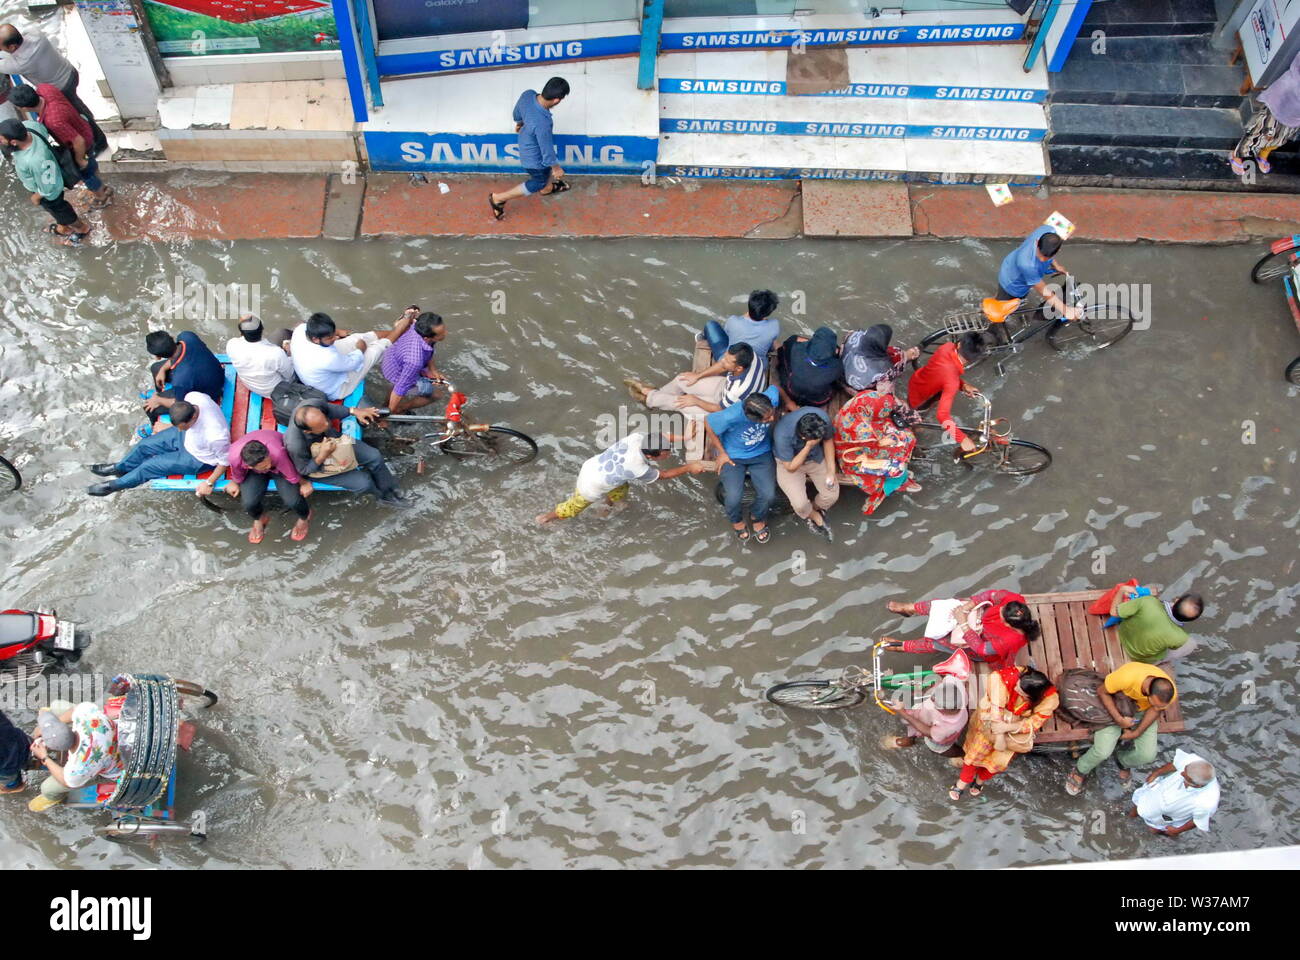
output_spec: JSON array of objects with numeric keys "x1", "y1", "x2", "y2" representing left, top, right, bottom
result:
[
  {"x1": 1079, "y1": 0, "x2": 1218, "y2": 37},
  {"x1": 1049, "y1": 58, "x2": 1246, "y2": 109},
  {"x1": 1066, "y1": 34, "x2": 1229, "y2": 64},
  {"x1": 1046, "y1": 143, "x2": 1300, "y2": 192},
  {"x1": 1048, "y1": 102, "x2": 1244, "y2": 150}
]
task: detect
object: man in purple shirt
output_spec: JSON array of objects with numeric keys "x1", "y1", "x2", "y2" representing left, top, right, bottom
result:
[
  {"x1": 380, "y1": 312, "x2": 447, "y2": 414},
  {"x1": 225, "y1": 429, "x2": 313, "y2": 544}
]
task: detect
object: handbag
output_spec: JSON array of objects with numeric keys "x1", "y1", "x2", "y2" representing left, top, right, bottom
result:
[
  {"x1": 31, "y1": 125, "x2": 83, "y2": 189},
  {"x1": 309, "y1": 437, "x2": 357, "y2": 477}
]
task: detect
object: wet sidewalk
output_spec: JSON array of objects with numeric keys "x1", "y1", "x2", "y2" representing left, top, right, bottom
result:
[{"x1": 80, "y1": 172, "x2": 1300, "y2": 246}]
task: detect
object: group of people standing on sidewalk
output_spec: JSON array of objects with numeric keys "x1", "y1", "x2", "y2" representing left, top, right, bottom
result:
[{"x1": 0, "y1": 23, "x2": 111, "y2": 246}]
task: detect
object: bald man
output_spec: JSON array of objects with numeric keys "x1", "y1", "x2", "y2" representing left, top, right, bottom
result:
[{"x1": 1129, "y1": 749, "x2": 1221, "y2": 836}]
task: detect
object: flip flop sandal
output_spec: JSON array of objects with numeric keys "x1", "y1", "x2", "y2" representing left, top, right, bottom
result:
[
  {"x1": 1259, "y1": 157, "x2": 1272, "y2": 174},
  {"x1": 291, "y1": 510, "x2": 313, "y2": 542},
  {"x1": 1230, "y1": 156, "x2": 1247, "y2": 176},
  {"x1": 91, "y1": 192, "x2": 114, "y2": 210},
  {"x1": 753, "y1": 526, "x2": 771, "y2": 545},
  {"x1": 948, "y1": 788, "x2": 963, "y2": 802},
  {"x1": 1065, "y1": 771, "x2": 1085, "y2": 796},
  {"x1": 550, "y1": 179, "x2": 571, "y2": 194},
  {"x1": 488, "y1": 193, "x2": 506, "y2": 221},
  {"x1": 248, "y1": 517, "x2": 269, "y2": 544},
  {"x1": 968, "y1": 784, "x2": 983, "y2": 797}
]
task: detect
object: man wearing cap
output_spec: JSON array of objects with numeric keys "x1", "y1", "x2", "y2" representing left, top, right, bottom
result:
[
  {"x1": 226, "y1": 315, "x2": 293, "y2": 398},
  {"x1": 882, "y1": 648, "x2": 971, "y2": 753},
  {"x1": 28, "y1": 700, "x2": 123, "y2": 812},
  {"x1": 1129, "y1": 749, "x2": 1221, "y2": 836},
  {"x1": 0, "y1": 116, "x2": 90, "y2": 244}
]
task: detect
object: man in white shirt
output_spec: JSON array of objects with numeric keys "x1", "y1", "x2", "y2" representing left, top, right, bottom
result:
[
  {"x1": 226, "y1": 315, "x2": 292, "y2": 398},
  {"x1": 1129, "y1": 748, "x2": 1221, "y2": 836},
  {"x1": 87, "y1": 393, "x2": 230, "y2": 495},
  {"x1": 291, "y1": 310, "x2": 414, "y2": 400}
]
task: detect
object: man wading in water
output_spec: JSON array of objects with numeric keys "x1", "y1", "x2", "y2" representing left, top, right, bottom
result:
[{"x1": 489, "y1": 77, "x2": 570, "y2": 221}]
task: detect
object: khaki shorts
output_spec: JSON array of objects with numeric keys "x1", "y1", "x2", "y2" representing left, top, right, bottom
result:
[{"x1": 554, "y1": 483, "x2": 629, "y2": 519}]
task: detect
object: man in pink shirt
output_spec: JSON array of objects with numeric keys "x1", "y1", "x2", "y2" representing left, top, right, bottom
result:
[{"x1": 224, "y1": 429, "x2": 313, "y2": 543}]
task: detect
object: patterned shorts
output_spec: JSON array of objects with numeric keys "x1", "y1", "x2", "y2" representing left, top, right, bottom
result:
[{"x1": 554, "y1": 483, "x2": 629, "y2": 518}]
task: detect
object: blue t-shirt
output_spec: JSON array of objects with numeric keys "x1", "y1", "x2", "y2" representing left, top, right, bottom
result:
[
  {"x1": 168, "y1": 331, "x2": 225, "y2": 404},
  {"x1": 722, "y1": 313, "x2": 780, "y2": 358},
  {"x1": 512, "y1": 89, "x2": 557, "y2": 169},
  {"x1": 772, "y1": 406, "x2": 830, "y2": 464},
  {"x1": 997, "y1": 225, "x2": 1058, "y2": 299},
  {"x1": 706, "y1": 385, "x2": 779, "y2": 461}
]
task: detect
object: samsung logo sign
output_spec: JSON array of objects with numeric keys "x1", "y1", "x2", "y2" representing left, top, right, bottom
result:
[
  {"x1": 662, "y1": 118, "x2": 1044, "y2": 142},
  {"x1": 436, "y1": 40, "x2": 584, "y2": 68},
  {"x1": 397, "y1": 141, "x2": 628, "y2": 165},
  {"x1": 663, "y1": 24, "x2": 1020, "y2": 49},
  {"x1": 661, "y1": 78, "x2": 1045, "y2": 103}
]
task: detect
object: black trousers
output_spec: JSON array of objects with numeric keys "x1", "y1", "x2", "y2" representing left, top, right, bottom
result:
[{"x1": 241, "y1": 471, "x2": 310, "y2": 519}]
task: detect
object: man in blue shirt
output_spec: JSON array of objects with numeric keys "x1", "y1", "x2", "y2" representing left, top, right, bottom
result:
[
  {"x1": 142, "y1": 330, "x2": 225, "y2": 424},
  {"x1": 992, "y1": 226, "x2": 1078, "y2": 342},
  {"x1": 705, "y1": 385, "x2": 780, "y2": 544},
  {"x1": 489, "y1": 77, "x2": 570, "y2": 221},
  {"x1": 700, "y1": 289, "x2": 780, "y2": 363}
]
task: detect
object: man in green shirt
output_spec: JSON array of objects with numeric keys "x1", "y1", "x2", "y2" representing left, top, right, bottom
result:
[
  {"x1": 1109, "y1": 585, "x2": 1202, "y2": 664},
  {"x1": 0, "y1": 116, "x2": 89, "y2": 244}
]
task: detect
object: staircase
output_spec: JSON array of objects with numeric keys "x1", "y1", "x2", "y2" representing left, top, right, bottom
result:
[{"x1": 1046, "y1": 0, "x2": 1300, "y2": 190}]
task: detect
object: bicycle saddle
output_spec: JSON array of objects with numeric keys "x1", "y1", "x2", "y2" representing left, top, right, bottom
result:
[{"x1": 981, "y1": 298, "x2": 1022, "y2": 324}]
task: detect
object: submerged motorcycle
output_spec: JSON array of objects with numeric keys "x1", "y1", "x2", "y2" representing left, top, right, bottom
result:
[{"x1": 0, "y1": 608, "x2": 91, "y2": 676}]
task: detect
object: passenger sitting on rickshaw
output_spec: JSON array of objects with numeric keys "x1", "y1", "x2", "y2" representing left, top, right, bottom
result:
[
  {"x1": 775, "y1": 326, "x2": 842, "y2": 411},
  {"x1": 27, "y1": 700, "x2": 123, "y2": 813},
  {"x1": 884, "y1": 589, "x2": 1040, "y2": 671},
  {"x1": 840, "y1": 324, "x2": 918, "y2": 394},
  {"x1": 0, "y1": 707, "x2": 31, "y2": 795},
  {"x1": 833, "y1": 383, "x2": 922, "y2": 515},
  {"x1": 881, "y1": 649, "x2": 971, "y2": 753},
  {"x1": 989, "y1": 226, "x2": 1081, "y2": 344},
  {"x1": 906, "y1": 331, "x2": 984, "y2": 453},
  {"x1": 627, "y1": 341, "x2": 764, "y2": 417}
]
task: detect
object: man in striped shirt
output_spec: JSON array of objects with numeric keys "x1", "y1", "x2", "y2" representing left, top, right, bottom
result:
[{"x1": 626, "y1": 342, "x2": 765, "y2": 418}]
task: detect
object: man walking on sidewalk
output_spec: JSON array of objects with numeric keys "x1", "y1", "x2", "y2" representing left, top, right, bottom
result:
[
  {"x1": 0, "y1": 24, "x2": 106, "y2": 153},
  {"x1": 489, "y1": 77, "x2": 570, "y2": 221},
  {"x1": 0, "y1": 117, "x2": 90, "y2": 245},
  {"x1": 9, "y1": 83, "x2": 111, "y2": 207}
]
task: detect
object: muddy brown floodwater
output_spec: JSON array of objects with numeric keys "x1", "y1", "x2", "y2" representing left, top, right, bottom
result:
[{"x1": 0, "y1": 222, "x2": 1296, "y2": 868}]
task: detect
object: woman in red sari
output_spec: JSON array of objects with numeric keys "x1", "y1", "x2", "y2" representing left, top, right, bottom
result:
[
  {"x1": 832, "y1": 384, "x2": 921, "y2": 515},
  {"x1": 883, "y1": 588, "x2": 1039, "y2": 670},
  {"x1": 950, "y1": 665, "x2": 1058, "y2": 801}
]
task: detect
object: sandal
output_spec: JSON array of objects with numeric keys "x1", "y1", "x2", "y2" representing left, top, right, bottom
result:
[
  {"x1": 734, "y1": 527, "x2": 750, "y2": 544},
  {"x1": 488, "y1": 193, "x2": 506, "y2": 221},
  {"x1": 1117, "y1": 766, "x2": 1131, "y2": 782},
  {"x1": 248, "y1": 516, "x2": 269, "y2": 544},
  {"x1": 550, "y1": 179, "x2": 571, "y2": 194},
  {"x1": 948, "y1": 786, "x2": 964, "y2": 802},
  {"x1": 90, "y1": 189, "x2": 114, "y2": 210},
  {"x1": 753, "y1": 525, "x2": 771, "y2": 545},
  {"x1": 1065, "y1": 769, "x2": 1086, "y2": 796},
  {"x1": 968, "y1": 784, "x2": 982, "y2": 798},
  {"x1": 291, "y1": 510, "x2": 312, "y2": 542}
]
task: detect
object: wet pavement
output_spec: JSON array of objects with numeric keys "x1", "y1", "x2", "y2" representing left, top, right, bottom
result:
[{"x1": 0, "y1": 219, "x2": 1297, "y2": 868}]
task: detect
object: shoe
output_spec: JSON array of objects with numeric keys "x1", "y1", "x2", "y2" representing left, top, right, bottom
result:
[
  {"x1": 0, "y1": 778, "x2": 25, "y2": 794},
  {"x1": 89, "y1": 463, "x2": 122, "y2": 477},
  {"x1": 377, "y1": 492, "x2": 414, "y2": 510},
  {"x1": 87, "y1": 482, "x2": 116, "y2": 497},
  {"x1": 805, "y1": 516, "x2": 833, "y2": 542},
  {"x1": 28, "y1": 794, "x2": 61, "y2": 812}
]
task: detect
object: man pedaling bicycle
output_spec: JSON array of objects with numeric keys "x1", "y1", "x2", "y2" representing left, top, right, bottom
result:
[{"x1": 990, "y1": 225, "x2": 1081, "y2": 344}]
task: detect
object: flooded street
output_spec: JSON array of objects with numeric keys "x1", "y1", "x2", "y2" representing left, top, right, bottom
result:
[{"x1": 0, "y1": 223, "x2": 1296, "y2": 868}]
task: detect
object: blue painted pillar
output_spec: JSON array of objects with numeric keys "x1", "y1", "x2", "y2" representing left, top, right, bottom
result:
[
  {"x1": 638, "y1": 0, "x2": 665, "y2": 90},
  {"x1": 352, "y1": 0, "x2": 385, "y2": 109},
  {"x1": 1023, "y1": 0, "x2": 1062, "y2": 72},
  {"x1": 332, "y1": 0, "x2": 369, "y2": 121},
  {"x1": 1046, "y1": 0, "x2": 1095, "y2": 73}
]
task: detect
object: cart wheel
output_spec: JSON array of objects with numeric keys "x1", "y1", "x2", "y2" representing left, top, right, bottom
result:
[
  {"x1": 1286, "y1": 357, "x2": 1300, "y2": 386},
  {"x1": 765, "y1": 680, "x2": 866, "y2": 710},
  {"x1": 0, "y1": 454, "x2": 20, "y2": 493},
  {"x1": 1251, "y1": 248, "x2": 1296, "y2": 283},
  {"x1": 173, "y1": 680, "x2": 218, "y2": 708},
  {"x1": 97, "y1": 818, "x2": 202, "y2": 844}
]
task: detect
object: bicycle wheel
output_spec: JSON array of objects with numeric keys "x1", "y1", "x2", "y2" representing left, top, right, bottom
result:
[
  {"x1": 0, "y1": 454, "x2": 20, "y2": 492},
  {"x1": 173, "y1": 680, "x2": 219, "y2": 709},
  {"x1": 991, "y1": 439, "x2": 1052, "y2": 476},
  {"x1": 97, "y1": 819, "x2": 202, "y2": 844},
  {"x1": 442, "y1": 426, "x2": 539, "y2": 465},
  {"x1": 765, "y1": 680, "x2": 866, "y2": 710},
  {"x1": 1046, "y1": 300, "x2": 1133, "y2": 354},
  {"x1": 917, "y1": 328, "x2": 954, "y2": 358},
  {"x1": 1287, "y1": 357, "x2": 1300, "y2": 386},
  {"x1": 1251, "y1": 248, "x2": 1297, "y2": 283}
]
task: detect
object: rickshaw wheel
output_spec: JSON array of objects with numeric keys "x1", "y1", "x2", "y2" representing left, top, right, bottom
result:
[
  {"x1": 1286, "y1": 357, "x2": 1300, "y2": 386},
  {"x1": 97, "y1": 819, "x2": 202, "y2": 844},
  {"x1": 172, "y1": 680, "x2": 219, "y2": 708}
]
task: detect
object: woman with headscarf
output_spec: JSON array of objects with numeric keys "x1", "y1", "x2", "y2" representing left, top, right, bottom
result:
[
  {"x1": 776, "y1": 326, "x2": 842, "y2": 410},
  {"x1": 840, "y1": 324, "x2": 919, "y2": 394},
  {"x1": 832, "y1": 378, "x2": 922, "y2": 515},
  {"x1": 1232, "y1": 50, "x2": 1300, "y2": 176},
  {"x1": 883, "y1": 588, "x2": 1041, "y2": 670},
  {"x1": 950, "y1": 665, "x2": 1058, "y2": 801}
]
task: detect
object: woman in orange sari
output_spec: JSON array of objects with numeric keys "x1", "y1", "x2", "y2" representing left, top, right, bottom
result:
[{"x1": 950, "y1": 665, "x2": 1058, "y2": 801}]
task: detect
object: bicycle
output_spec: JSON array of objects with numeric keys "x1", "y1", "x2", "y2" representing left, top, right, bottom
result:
[
  {"x1": 917, "y1": 274, "x2": 1134, "y2": 374},
  {"x1": 898, "y1": 391, "x2": 1052, "y2": 477},
  {"x1": 0, "y1": 453, "x2": 18, "y2": 493},
  {"x1": 369, "y1": 378, "x2": 539, "y2": 467},
  {"x1": 765, "y1": 640, "x2": 939, "y2": 712}
]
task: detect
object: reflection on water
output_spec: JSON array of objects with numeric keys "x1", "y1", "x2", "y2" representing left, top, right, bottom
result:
[{"x1": 0, "y1": 222, "x2": 1296, "y2": 868}]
